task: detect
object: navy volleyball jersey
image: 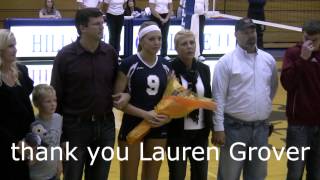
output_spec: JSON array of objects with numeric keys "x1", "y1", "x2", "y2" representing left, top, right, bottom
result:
[{"x1": 118, "y1": 54, "x2": 171, "y2": 140}]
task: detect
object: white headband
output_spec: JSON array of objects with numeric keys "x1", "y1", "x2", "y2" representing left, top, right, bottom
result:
[{"x1": 138, "y1": 25, "x2": 161, "y2": 40}]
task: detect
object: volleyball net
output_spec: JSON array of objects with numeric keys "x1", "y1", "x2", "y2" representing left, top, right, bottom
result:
[{"x1": 212, "y1": 0, "x2": 320, "y2": 46}]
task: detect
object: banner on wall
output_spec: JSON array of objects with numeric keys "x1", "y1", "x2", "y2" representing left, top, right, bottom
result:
[
  {"x1": 132, "y1": 25, "x2": 236, "y2": 55},
  {"x1": 11, "y1": 25, "x2": 125, "y2": 57},
  {"x1": 7, "y1": 18, "x2": 236, "y2": 58}
]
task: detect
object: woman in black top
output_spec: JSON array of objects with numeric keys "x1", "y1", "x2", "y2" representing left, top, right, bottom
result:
[
  {"x1": 0, "y1": 29, "x2": 34, "y2": 180},
  {"x1": 167, "y1": 30, "x2": 212, "y2": 180}
]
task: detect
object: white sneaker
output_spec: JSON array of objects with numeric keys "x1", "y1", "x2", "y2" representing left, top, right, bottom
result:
[
  {"x1": 164, "y1": 56, "x2": 171, "y2": 61},
  {"x1": 198, "y1": 55, "x2": 205, "y2": 61}
]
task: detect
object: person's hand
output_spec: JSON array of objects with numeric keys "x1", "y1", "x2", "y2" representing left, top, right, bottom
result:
[
  {"x1": 211, "y1": 131, "x2": 225, "y2": 146},
  {"x1": 17, "y1": 140, "x2": 37, "y2": 164},
  {"x1": 300, "y1": 40, "x2": 314, "y2": 60},
  {"x1": 167, "y1": 71, "x2": 176, "y2": 80},
  {"x1": 156, "y1": 113, "x2": 171, "y2": 126},
  {"x1": 16, "y1": 140, "x2": 24, "y2": 155},
  {"x1": 112, "y1": 93, "x2": 131, "y2": 110},
  {"x1": 17, "y1": 140, "x2": 34, "y2": 155},
  {"x1": 144, "y1": 110, "x2": 171, "y2": 127},
  {"x1": 60, "y1": 142, "x2": 67, "y2": 161},
  {"x1": 160, "y1": 18, "x2": 166, "y2": 25}
]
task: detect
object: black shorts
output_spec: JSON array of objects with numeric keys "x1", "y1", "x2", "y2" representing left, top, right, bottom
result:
[{"x1": 118, "y1": 114, "x2": 167, "y2": 141}]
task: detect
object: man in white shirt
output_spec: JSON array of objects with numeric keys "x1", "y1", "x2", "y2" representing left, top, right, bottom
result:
[
  {"x1": 77, "y1": 0, "x2": 102, "y2": 9},
  {"x1": 212, "y1": 17, "x2": 278, "y2": 180}
]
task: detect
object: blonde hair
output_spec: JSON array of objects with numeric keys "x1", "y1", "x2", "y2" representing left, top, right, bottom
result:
[
  {"x1": 174, "y1": 30, "x2": 195, "y2": 49},
  {"x1": 32, "y1": 84, "x2": 56, "y2": 107},
  {"x1": 0, "y1": 29, "x2": 19, "y2": 87},
  {"x1": 137, "y1": 21, "x2": 159, "y2": 52}
]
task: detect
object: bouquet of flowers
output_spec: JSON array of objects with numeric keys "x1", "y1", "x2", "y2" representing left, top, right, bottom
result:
[{"x1": 126, "y1": 76, "x2": 217, "y2": 144}]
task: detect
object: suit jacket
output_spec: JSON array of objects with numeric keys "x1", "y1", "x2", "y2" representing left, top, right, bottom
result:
[{"x1": 167, "y1": 58, "x2": 213, "y2": 138}]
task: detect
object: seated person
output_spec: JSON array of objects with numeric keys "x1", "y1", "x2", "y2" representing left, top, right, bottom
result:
[
  {"x1": 124, "y1": 0, "x2": 141, "y2": 17},
  {"x1": 39, "y1": 0, "x2": 62, "y2": 18}
]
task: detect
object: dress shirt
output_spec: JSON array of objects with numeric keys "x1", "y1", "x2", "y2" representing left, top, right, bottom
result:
[
  {"x1": 212, "y1": 45, "x2": 278, "y2": 131},
  {"x1": 51, "y1": 39, "x2": 118, "y2": 117}
]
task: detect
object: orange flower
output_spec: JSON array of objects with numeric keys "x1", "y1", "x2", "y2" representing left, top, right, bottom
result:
[{"x1": 126, "y1": 77, "x2": 217, "y2": 144}]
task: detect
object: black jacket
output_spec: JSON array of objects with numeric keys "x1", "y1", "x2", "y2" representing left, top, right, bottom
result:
[{"x1": 167, "y1": 58, "x2": 213, "y2": 138}]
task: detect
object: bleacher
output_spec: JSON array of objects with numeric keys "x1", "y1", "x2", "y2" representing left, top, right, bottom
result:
[{"x1": 214, "y1": 0, "x2": 320, "y2": 48}]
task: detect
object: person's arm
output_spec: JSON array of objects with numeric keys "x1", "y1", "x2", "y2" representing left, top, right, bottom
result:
[
  {"x1": 270, "y1": 58, "x2": 278, "y2": 100},
  {"x1": 39, "y1": 10, "x2": 44, "y2": 18},
  {"x1": 98, "y1": 0, "x2": 108, "y2": 14},
  {"x1": 123, "y1": 1, "x2": 127, "y2": 11},
  {"x1": 18, "y1": 64, "x2": 34, "y2": 95},
  {"x1": 98, "y1": 0, "x2": 103, "y2": 8},
  {"x1": 15, "y1": 140, "x2": 37, "y2": 165},
  {"x1": 205, "y1": 0, "x2": 209, "y2": 12},
  {"x1": 56, "y1": 160, "x2": 63, "y2": 179},
  {"x1": 112, "y1": 71, "x2": 130, "y2": 109},
  {"x1": 112, "y1": 53, "x2": 131, "y2": 109},
  {"x1": 55, "y1": 10, "x2": 62, "y2": 18},
  {"x1": 179, "y1": 0, "x2": 185, "y2": 8},
  {"x1": 40, "y1": 9, "x2": 62, "y2": 19},
  {"x1": 163, "y1": 2, "x2": 173, "y2": 23},
  {"x1": 113, "y1": 71, "x2": 169, "y2": 127},
  {"x1": 212, "y1": 59, "x2": 229, "y2": 132},
  {"x1": 77, "y1": 1, "x2": 86, "y2": 9},
  {"x1": 211, "y1": 58, "x2": 229, "y2": 145},
  {"x1": 129, "y1": 1, "x2": 134, "y2": 14},
  {"x1": 39, "y1": 14, "x2": 58, "y2": 18},
  {"x1": 149, "y1": 2, "x2": 163, "y2": 21},
  {"x1": 112, "y1": 70, "x2": 143, "y2": 115},
  {"x1": 102, "y1": 0, "x2": 110, "y2": 13},
  {"x1": 280, "y1": 46, "x2": 309, "y2": 92},
  {"x1": 39, "y1": 9, "x2": 56, "y2": 18},
  {"x1": 50, "y1": 52, "x2": 64, "y2": 114}
]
